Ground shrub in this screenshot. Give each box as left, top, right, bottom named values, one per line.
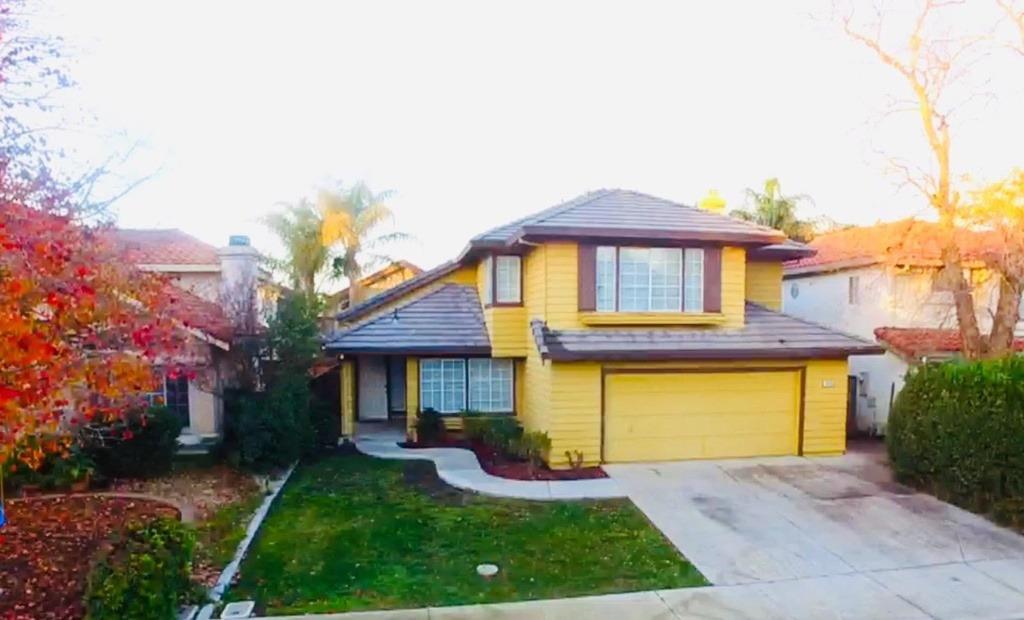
left=84, top=517, right=198, bottom=620
left=83, top=407, right=183, bottom=480
left=887, top=357, right=1024, bottom=527
left=458, top=413, right=525, bottom=456
left=225, top=374, right=316, bottom=472
left=512, top=431, right=552, bottom=474
left=416, top=409, right=446, bottom=443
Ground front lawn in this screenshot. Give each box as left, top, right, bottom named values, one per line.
left=231, top=453, right=706, bottom=615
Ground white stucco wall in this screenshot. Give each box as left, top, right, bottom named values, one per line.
left=783, top=265, right=1021, bottom=434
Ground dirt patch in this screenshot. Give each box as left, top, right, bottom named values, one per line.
left=402, top=460, right=475, bottom=506
left=402, top=437, right=608, bottom=481
left=108, top=464, right=260, bottom=521
left=0, top=495, right=179, bottom=620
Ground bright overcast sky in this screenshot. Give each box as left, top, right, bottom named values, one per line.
left=41, top=1, right=1024, bottom=280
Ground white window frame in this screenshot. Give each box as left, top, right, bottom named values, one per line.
left=683, top=248, right=704, bottom=312
left=419, top=358, right=467, bottom=414
left=596, top=246, right=617, bottom=312
left=144, top=373, right=190, bottom=425
left=468, top=359, right=514, bottom=413
left=495, top=255, right=521, bottom=304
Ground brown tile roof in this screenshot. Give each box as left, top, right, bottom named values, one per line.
left=785, top=220, right=1002, bottom=276
left=325, top=284, right=490, bottom=354
left=108, top=229, right=220, bottom=266
left=335, top=260, right=462, bottom=323
left=874, top=327, right=1024, bottom=360
left=475, top=189, right=786, bottom=246
left=531, top=303, right=883, bottom=361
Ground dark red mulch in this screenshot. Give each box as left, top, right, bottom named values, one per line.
left=0, top=495, right=179, bottom=620
left=401, top=436, right=607, bottom=481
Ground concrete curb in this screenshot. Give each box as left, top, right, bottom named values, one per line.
left=208, top=462, right=297, bottom=603
left=355, top=437, right=624, bottom=500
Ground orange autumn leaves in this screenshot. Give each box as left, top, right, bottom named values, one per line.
left=0, top=199, right=189, bottom=466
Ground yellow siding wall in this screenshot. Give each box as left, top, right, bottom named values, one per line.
left=802, top=359, right=849, bottom=454
left=721, top=247, right=746, bottom=328
left=340, top=360, right=355, bottom=437
left=745, top=261, right=784, bottom=310
left=486, top=307, right=529, bottom=356
left=537, top=358, right=849, bottom=468
left=405, top=357, right=419, bottom=440
left=519, top=245, right=552, bottom=434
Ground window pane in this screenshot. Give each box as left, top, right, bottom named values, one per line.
left=619, top=248, right=650, bottom=312
left=650, top=248, right=682, bottom=311
left=482, top=257, right=493, bottom=304
left=420, top=359, right=443, bottom=412
left=441, top=359, right=466, bottom=413
left=596, top=246, right=616, bottom=312
left=495, top=256, right=521, bottom=303
left=684, top=248, right=704, bottom=312
left=164, top=374, right=190, bottom=426
left=468, top=358, right=513, bottom=412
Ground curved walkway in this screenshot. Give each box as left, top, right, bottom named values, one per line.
left=355, top=431, right=623, bottom=501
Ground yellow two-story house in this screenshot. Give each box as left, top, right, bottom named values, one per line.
left=325, top=190, right=882, bottom=467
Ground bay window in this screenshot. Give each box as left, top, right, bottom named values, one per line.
left=596, top=246, right=704, bottom=312
left=420, top=358, right=514, bottom=414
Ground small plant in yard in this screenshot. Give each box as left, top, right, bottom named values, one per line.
left=84, top=517, right=201, bottom=620
left=512, top=431, right=551, bottom=476
left=565, top=450, right=586, bottom=471
left=82, top=406, right=184, bottom=480
left=416, top=408, right=446, bottom=443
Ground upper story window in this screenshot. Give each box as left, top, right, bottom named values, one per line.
left=596, top=246, right=704, bottom=313
left=495, top=256, right=521, bottom=304
left=481, top=255, right=521, bottom=306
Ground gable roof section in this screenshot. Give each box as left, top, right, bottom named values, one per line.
left=325, top=284, right=490, bottom=355
left=109, top=229, right=220, bottom=266
left=531, top=303, right=883, bottom=361
left=476, top=189, right=786, bottom=246
left=785, top=220, right=1002, bottom=277
left=874, top=327, right=1024, bottom=361
left=163, top=284, right=234, bottom=347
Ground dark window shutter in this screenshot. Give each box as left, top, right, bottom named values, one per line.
left=703, top=247, right=722, bottom=312
left=578, top=244, right=597, bottom=311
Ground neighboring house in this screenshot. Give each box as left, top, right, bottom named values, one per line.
left=109, top=229, right=274, bottom=445
left=782, top=220, right=1024, bottom=435
left=320, top=261, right=422, bottom=332
left=324, top=189, right=882, bottom=468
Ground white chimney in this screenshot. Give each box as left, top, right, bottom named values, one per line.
left=218, top=235, right=260, bottom=334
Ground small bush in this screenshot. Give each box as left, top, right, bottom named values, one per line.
left=512, top=431, right=551, bottom=474
left=416, top=409, right=446, bottom=443
left=887, top=357, right=1024, bottom=527
left=84, top=517, right=198, bottom=620
left=83, top=407, right=183, bottom=480
left=225, top=375, right=316, bottom=472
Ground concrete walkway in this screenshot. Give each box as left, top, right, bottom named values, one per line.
left=354, top=428, right=623, bottom=501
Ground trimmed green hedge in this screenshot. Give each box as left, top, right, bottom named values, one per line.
left=84, top=517, right=198, bottom=620
left=887, top=357, right=1024, bottom=527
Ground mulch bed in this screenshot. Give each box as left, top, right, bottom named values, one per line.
left=0, top=495, right=179, bottom=620
left=402, top=436, right=607, bottom=481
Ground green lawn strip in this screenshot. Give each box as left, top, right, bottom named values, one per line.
left=195, top=490, right=266, bottom=569
left=231, top=453, right=706, bottom=615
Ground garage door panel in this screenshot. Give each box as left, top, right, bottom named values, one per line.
left=604, top=370, right=800, bottom=462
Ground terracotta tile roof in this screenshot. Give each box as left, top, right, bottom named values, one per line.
left=531, top=303, right=883, bottom=361
left=785, top=220, right=1002, bottom=275
left=108, top=229, right=220, bottom=266
left=874, top=327, right=1024, bottom=359
left=163, top=284, right=234, bottom=343
left=325, top=284, right=490, bottom=354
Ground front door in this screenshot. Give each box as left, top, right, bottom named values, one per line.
left=357, top=357, right=389, bottom=421
left=387, top=357, right=407, bottom=415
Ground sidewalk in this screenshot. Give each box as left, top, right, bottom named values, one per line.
left=256, top=578, right=935, bottom=619
left=354, top=429, right=624, bottom=501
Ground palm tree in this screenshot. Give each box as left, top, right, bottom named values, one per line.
left=262, top=199, right=332, bottom=299
left=318, top=181, right=407, bottom=305
left=731, top=178, right=816, bottom=242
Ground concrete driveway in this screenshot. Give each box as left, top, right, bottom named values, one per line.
left=605, top=444, right=1024, bottom=620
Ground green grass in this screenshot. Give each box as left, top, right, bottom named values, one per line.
left=195, top=490, right=266, bottom=568
left=231, top=453, right=706, bottom=615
